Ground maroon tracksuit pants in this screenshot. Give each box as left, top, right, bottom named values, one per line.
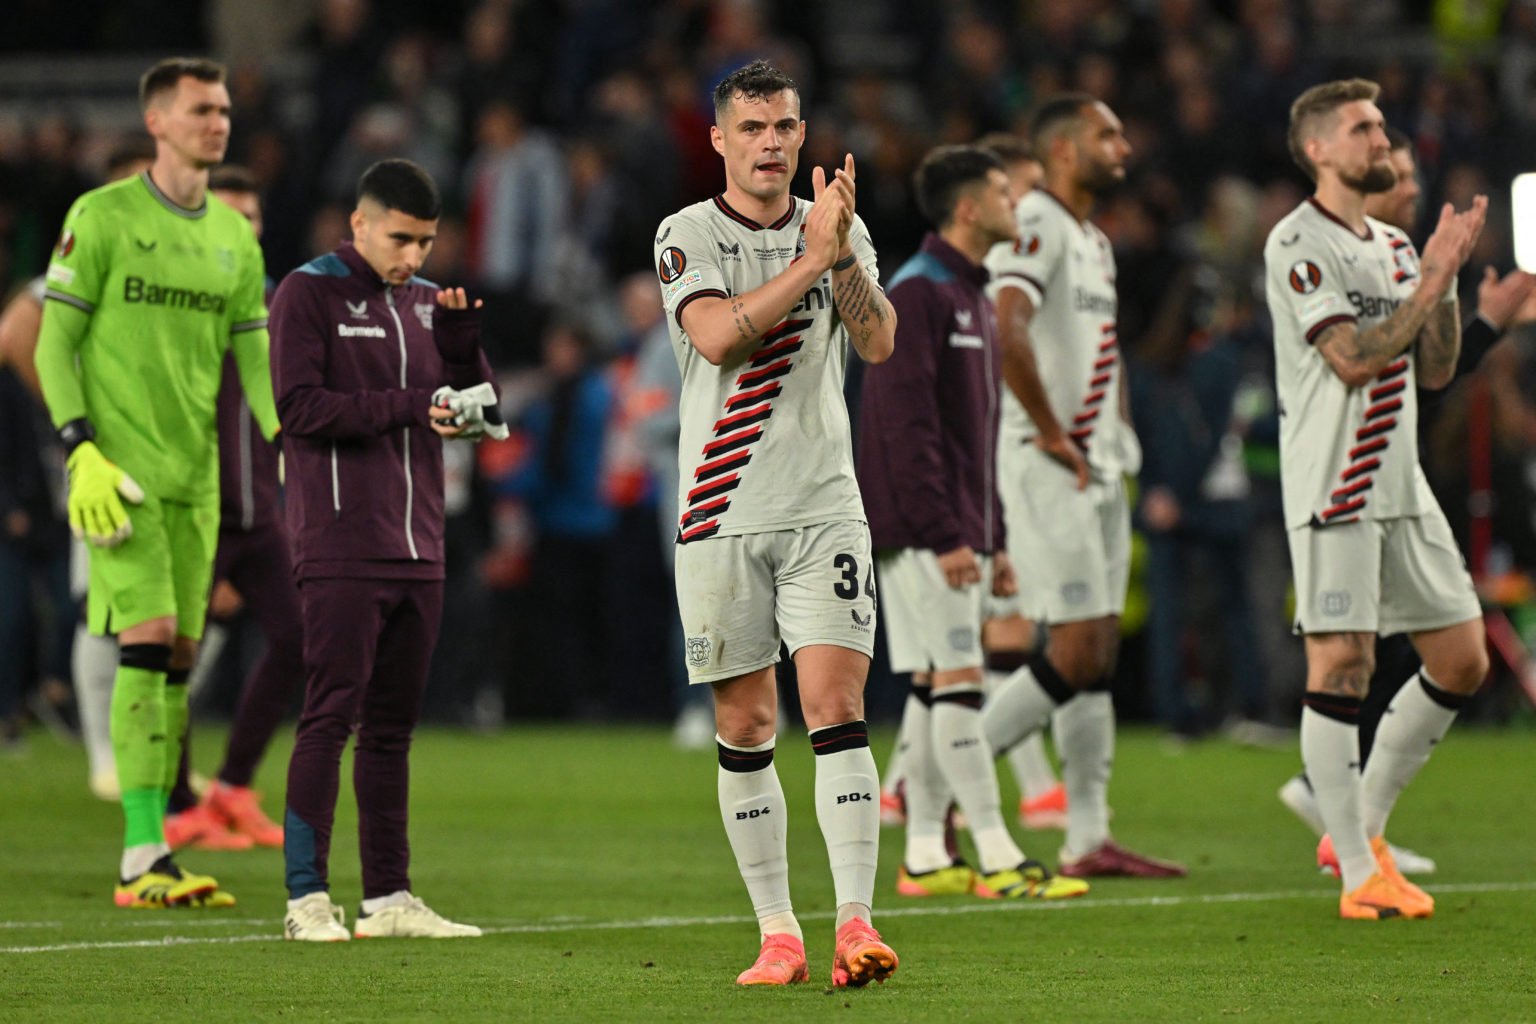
left=284, top=576, right=443, bottom=899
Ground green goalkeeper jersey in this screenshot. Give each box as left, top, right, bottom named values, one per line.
left=36, top=170, right=277, bottom=504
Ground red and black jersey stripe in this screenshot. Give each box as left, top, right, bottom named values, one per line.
left=680, top=316, right=815, bottom=543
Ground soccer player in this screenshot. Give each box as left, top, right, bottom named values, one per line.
left=34, top=57, right=277, bottom=908
left=1264, top=79, right=1490, bottom=920
left=654, top=60, right=899, bottom=987
left=974, top=132, right=1068, bottom=829
left=857, top=143, right=1088, bottom=903
left=273, top=159, right=498, bottom=942
left=981, top=95, right=1186, bottom=879
left=1275, top=125, right=1536, bottom=877
left=0, top=141, right=154, bottom=800
left=161, top=165, right=301, bottom=851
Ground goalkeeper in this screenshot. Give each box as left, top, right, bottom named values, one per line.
left=35, top=57, right=277, bottom=908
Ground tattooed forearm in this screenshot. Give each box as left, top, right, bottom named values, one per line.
left=832, top=263, right=893, bottom=360
left=730, top=297, right=758, bottom=344
left=1315, top=294, right=1438, bottom=387
left=1415, top=298, right=1461, bottom=388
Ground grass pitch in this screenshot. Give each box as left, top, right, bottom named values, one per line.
left=2, top=719, right=1534, bottom=1022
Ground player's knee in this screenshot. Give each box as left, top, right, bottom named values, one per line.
left=1439, top=646, right=1490, bottom=695
left=1053, top=647, right=1106, bottom=689
left=800, top=688, right=864, bottom=731
left=712, top=701, right=774, bottom=748
left=118, top=617, right=176, bottom=649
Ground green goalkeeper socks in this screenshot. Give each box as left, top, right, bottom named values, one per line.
left=162, top=669, right=191, bottom=800
left=111, top=644, right=172, bottom=849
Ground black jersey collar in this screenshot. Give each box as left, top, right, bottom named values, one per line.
left=713, top=194, right=797, bottom=231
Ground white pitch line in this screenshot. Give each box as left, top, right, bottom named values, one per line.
left=4, top=880, right=1534, bottom=956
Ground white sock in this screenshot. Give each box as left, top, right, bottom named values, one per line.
left=1361, top=672, right=1463, bottom=838
left=120, top=842, right=170, bottom=881
left=811, top=721, right=880, bottom=914
left=1300, top=703, right=1375, bottom=891
left=717, top=735, right=799, bottom=941
left=931, top=689, right=1021, bottom=874
left=1055, top=692, right=1114, bottom=858
left=901, top=692, right=952, bottom=873
left=884, top=692, right=923, bottom=793
left=1011, top=731, right=1059, bottom=801
left=982, top=663, right=1065, bottom=756
left=361, top=890, right=412, bottom=914
left=75, top=627, right=117, bottom=779
left=987, top=670, right=1058, bottom=799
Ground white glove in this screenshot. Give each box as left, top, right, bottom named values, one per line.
left=432, top=382, right=508, bottom=441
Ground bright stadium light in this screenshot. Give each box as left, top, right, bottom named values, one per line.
left=1515, top=174, right=1536, bottom=273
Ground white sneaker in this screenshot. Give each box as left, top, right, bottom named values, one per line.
left=354, top=895, right=482, bottom=938
left=285, top=892, right=350, bottom=942
left=1277, top=773, right=1325, bottom=836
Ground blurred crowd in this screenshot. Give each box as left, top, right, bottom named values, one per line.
left=4, top=0, right=1536, bottom=746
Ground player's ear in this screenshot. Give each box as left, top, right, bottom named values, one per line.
left=349, top=207, right=368, bottom=241
left=709, top=124, right=725, bottom=157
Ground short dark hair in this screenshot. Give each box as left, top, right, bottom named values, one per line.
left=104, top=138, right=155, bottom=179
left=356, top=159, right=441, bottom=220
left=1287, top=78, right=1380, bottom=180
left=1030, top=93, right=1099, bottom=161
left=913, top=145, right=1005, bottom=228
left=139, top=57, right=226, bottom=110
left=713, top=60, right=799, bottom=124
left=974, top=131, right=1037, bottom=167
left=1385, top=125, right=1412, bottom=153
left=209, top=164, right=258, bottom=194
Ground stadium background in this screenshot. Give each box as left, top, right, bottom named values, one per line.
left=4, top=0, right=1536, bottom=745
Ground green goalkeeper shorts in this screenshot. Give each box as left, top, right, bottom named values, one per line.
left=87, top=494, right=220, bottom=639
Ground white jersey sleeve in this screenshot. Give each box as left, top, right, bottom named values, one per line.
left=985, top=199, right=1063, bottom=309
left=654, top=210, right=730, bottom=334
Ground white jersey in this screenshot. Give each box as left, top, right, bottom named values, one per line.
left=985, top=189, right=1126, bottom=477
left=654, top=194, right=877, bottom=542
left=1264, top=198, right=1429, bottom=529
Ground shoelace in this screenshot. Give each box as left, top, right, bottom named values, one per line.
left=296, top=898, right=345, bottom=930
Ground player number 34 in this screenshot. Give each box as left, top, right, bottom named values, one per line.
left=832, top=553, right=876, bottom=601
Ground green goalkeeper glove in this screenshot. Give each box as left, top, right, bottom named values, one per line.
left=66, top=440, right=145, bottom=547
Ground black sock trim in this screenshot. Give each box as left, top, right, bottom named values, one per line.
left=909, top=683, right=934, bottom=708
left=1418, top=672, right=1471, bottom=710
left=1029, top=653, right=1077, bottom=704
left=119, top=643, right=172, bottom=673
left=166, top=668, right=190, bottom=686
left=809, top=719, right=869, bottom=755
left=1088, top=674, right=1114, bottom=694
left=1302, top=693, right=1362, bottom=724
left=985, top=649, right=1028, bottom=673
left=718, top=742, right=774, bottom=773
left=932, top=688, right=984, bottom=710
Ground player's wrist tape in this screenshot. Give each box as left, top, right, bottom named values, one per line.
left=1441, top=280, right=1459, bottom=304
left=58, top=417, right=96, bottom=455
left=832, top=253, right=858, bottom=272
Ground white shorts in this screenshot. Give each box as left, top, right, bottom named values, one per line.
left=998, top=444, right=1130, bottom=624
left=1287, top=504, right=1482, bottom=636
left=674, top=520, right=877, bottom=684
left=876, top=549, right=991, bottom=673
